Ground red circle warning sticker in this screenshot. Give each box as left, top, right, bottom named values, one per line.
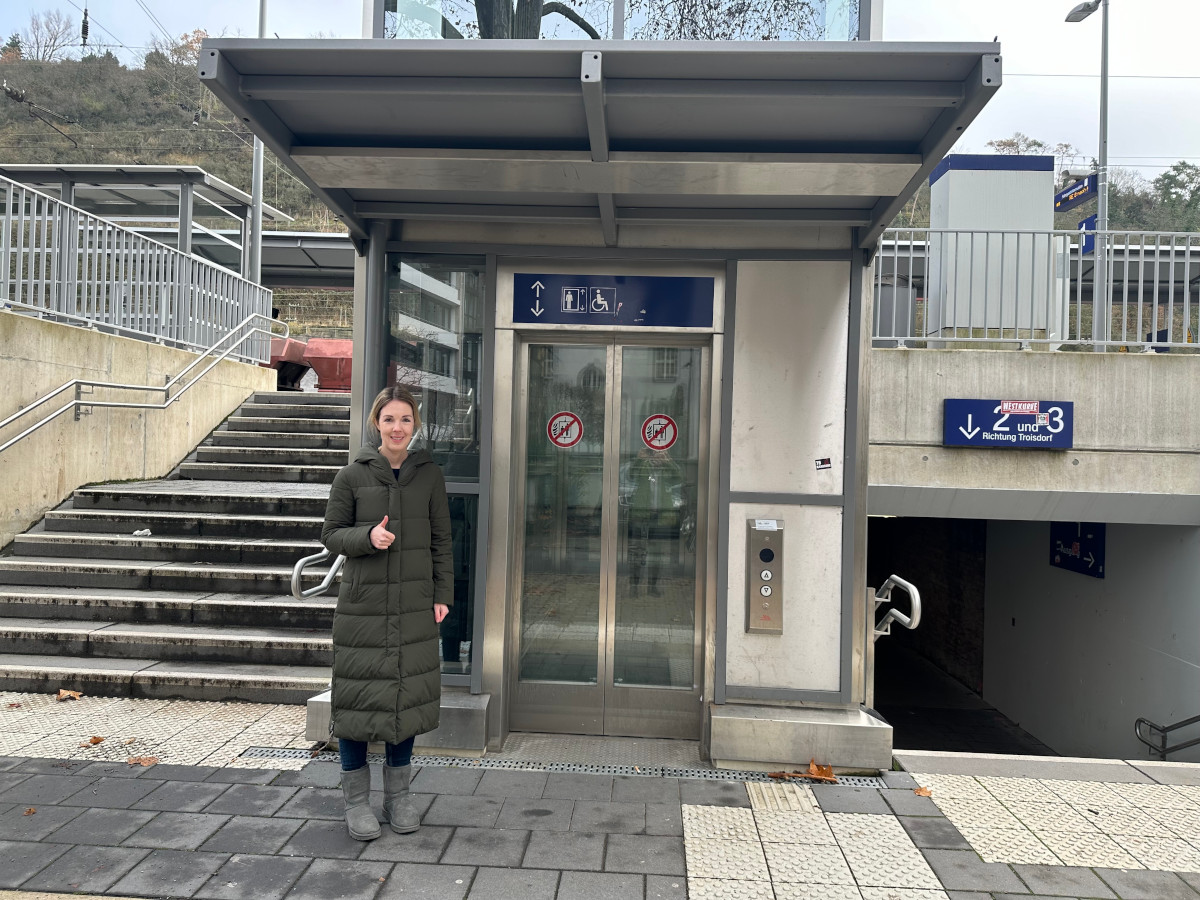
left=547, top=411, right=583, bottom=448
left=641, top=414, right=678, bottom=450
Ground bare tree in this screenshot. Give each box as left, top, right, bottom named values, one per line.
left=22, top=9, right=75, bottom=62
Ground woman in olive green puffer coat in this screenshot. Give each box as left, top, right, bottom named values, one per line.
left=321, top=385, right=452, bottom=841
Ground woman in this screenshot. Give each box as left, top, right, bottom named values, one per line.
left=321, top=385, right=452, bottom=841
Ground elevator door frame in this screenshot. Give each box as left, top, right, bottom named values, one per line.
left=507, top=332, right=712, bottom=739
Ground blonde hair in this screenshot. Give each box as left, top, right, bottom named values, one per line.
left=368, top=385, right=421, bottom=434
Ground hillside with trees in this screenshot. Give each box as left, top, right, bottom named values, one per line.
left=0, top=22, right=338, bottom=230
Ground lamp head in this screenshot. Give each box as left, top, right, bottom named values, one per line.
left=1066, top=0, right=1100, bottom=22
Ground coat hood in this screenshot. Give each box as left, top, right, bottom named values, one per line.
left=353, top=445, right=436, bottom=485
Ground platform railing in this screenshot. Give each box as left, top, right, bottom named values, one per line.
left=874, top=228, right=1200, bottom=352
left=1, top=173, right=272, bottom=363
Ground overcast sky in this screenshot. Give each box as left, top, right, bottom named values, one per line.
left=3, top=0, right=1198, bottom=182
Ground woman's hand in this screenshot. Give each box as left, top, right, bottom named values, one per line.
left=370, top=516, right=394, bottom=550
left=434, top=603, right=449, bottom=624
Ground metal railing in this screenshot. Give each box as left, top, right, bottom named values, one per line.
left=1134, top=712, right=1200, bottom=761
left=873, top=575, right=922, bottom=641
left=1, top=173, right=272, bottom=362
left=875, top=228, right=1200, bottom=352
left=0, top=313, right=286, bottom=456
left=291, top=547, right=345, bottom=599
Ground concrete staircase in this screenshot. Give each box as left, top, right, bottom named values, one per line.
left=0, top=391, right=350, bottom=705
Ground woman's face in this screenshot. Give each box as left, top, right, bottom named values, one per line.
left=377, top=400, right=415, bottom=454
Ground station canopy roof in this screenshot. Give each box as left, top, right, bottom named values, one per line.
left=0, top=164, right=290, bottom=223
left=199, top=39, right=1001, bottom=249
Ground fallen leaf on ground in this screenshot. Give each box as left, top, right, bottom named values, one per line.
left=126, top=756, right=158, bottom=767
left=122, top=738, right=137, bottom=745
left=88, top=736, right=104, bottom=745
left=5, top=702, right=20, bottom=709
left=23, top=808, right=35, bottom=816
left=914, top=787, right=932, bottom=797
left=56, top=689, right=82, bottom=702
left=805, top=759, right=838, bottom=783
left=767, top=771, right=800, bottom=780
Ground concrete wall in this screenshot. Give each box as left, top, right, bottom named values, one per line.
left=0, top=312, right=275, bottom=549
left=725, top=260, right=849, bottom=692
left=983, top=519, right=1200, bottom=761
left=869, top=349, right=1200, bottom=524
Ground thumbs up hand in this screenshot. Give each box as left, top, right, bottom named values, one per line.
left=370, top=515, right=394, bottom=550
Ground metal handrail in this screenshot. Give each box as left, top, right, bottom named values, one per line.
left=1134, top=712, right=1200, bottom=761
left=0, top=313, right=287, bottom=455
left=873, top=574, right=922, bottom=641
left=291, top=547, right=345, bottom=599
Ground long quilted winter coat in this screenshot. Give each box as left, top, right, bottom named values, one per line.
left=321, top=446, right=452, bottom=743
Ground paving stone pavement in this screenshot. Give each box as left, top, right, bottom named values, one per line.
left=5, top=694, right=1200, bottom=898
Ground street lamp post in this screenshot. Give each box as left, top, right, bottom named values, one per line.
left=1066, top=0, right=1109, bottom=349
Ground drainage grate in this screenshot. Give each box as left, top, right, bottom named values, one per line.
left=238, top=747, right=884, bottom=786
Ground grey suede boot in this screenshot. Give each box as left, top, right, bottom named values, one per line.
left=341, top=765, right=381, bottom=841
left=382, top=764, right=421, bottom=834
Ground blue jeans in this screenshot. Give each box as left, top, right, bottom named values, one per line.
left=339, top=736, right=415, bottom=771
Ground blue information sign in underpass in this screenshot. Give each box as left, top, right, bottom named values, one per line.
left=943, top=399, right=1074, bottom=449
left=513, top=273, right=715, bottom=328
left=1050, top=521, right=1105, bottom=579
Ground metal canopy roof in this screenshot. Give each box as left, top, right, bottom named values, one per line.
left=0, top=164, right=290, bottom=223
left=199, top=39, right=1001, bottom=249
left=138, top=228, right=355, bottom=289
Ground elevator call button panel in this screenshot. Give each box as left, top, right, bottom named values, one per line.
left=746, top=519, right=783, bottom=635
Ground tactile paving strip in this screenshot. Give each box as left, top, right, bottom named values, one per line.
left=687, top=878, right=777, bottom=900
left=1035, top=830, right=1143, bottom=868
left=857, top=890, right=950, bottom=900
left=773, top=885, right=864, bottom=900
left=683, top=805, right=760, bottom=843
left=910, top=773, right=991, bottom=799
left=955, top=826, right=1061, bottom=865
left=754, top=810, right=838, bottom=845
left=685, top=838, right=771, bottom=881
left=764, top=842, right=855, bottom=885
left=1114, top=834, right=1200, bottom=871
left=747, top=781, right=819, bottom=812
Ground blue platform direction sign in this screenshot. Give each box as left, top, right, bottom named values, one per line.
left=1078, top=214, right=1097, bottom=256
left=513, top=273, right=715, bottom=328
left=1054, top=175, right=1097, bottom=213
left=943, top=399, right=1074, bottom=449
left=1050, top=521, right=1105, bottom=579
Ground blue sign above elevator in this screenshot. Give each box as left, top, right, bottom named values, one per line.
left=513, top=273, right=715, bottom=328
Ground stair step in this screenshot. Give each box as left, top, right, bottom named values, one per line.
left=0, top=618, right=332, bottom=667
left=225, top=417, right=349, bottom=434
left=0, top=653, right=330, bottom=704
left=179, top=462, right=340, bottom=484
left=45, top=509, right=323, bottom=540
left=73, top=481, right=329, bottom=517
left=252, top=391, right=351, bottom=406
left=0, top=586, right=333, bottom=628
left=0, top=557, right=337, bottom=596
left=193, top=446, right=348, bottom=466
left=208, top=431, right=350, bottom=450
left=234, top=403, right=350, bottom=420
left=12, top=533, right=323, bottom=565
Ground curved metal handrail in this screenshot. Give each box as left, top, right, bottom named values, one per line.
left=291, top=547, right=346, bottom=600
left=1134, top=712, right=1200, bottom=761
left=873, top=574, right=922, bottom=641
left=0, top=313, right=288, bottom=455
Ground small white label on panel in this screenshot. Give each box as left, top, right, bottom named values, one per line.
left=754, top=519, right=779, bottom=531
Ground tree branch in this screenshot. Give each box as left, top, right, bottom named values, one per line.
left=541, top=2, right=601, bottom=39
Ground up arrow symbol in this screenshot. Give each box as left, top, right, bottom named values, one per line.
left=531, top=280, right=545, bottom=297
left=959, top=414, right=980, bottom=440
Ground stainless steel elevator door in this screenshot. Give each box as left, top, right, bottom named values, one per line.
left=510, top=340, right=707, bottom=739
